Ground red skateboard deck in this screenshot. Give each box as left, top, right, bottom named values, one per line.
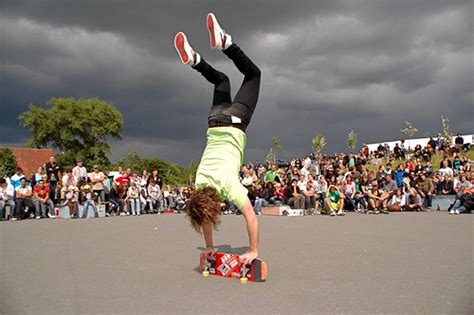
left=200, top=252, right=267, bottom=282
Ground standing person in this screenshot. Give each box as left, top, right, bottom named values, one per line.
left=60, top=169, right=76, bottom=201
left=10, top=167, right=26, bottom=190
left=174, top=13, right=261, bottom=264
left=45, top=156, right=62, bottom=203
left=72, top=159, right=88, bottom=184
left=147, top=168, right=163, bottom=189
left=90, top=165, right=105, bottom=203
left=30, top=166, right=45, bottom=188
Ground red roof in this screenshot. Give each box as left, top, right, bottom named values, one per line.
left=8, top=147, right=55, bottom=177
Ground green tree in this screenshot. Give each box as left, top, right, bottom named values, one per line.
left=401, top=121, right=418, bottom=138
left=312, top=133, right=326, bottom=156
left=441, top=115, right=453, bottom=146
left=347, top=130, right=358, bottom=151
left=0, top=148, right=17, bottom=177
left=271, top=136, right=281, bottom=163
left=116, top=152, right=188, bottom=186
left=266, top=148, right=275, bottom=164
left=19, top=97, right=124, bottom=169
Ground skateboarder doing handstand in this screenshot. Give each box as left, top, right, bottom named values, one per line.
left=174, top=13, right=261, bottom=264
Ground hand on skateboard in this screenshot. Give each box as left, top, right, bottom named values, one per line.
left=201, top=247, right=216, bottom=260
left=200, top=251, right=267, bottom=282
left=239, top=250, right=258, bottom=265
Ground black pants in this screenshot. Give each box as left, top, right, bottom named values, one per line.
left=15, top=198, right=35, bottom=219
left=193, top=43, right=261, bottom=132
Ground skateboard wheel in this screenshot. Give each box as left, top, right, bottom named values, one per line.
left=202, top=271, right=209, bottom=277
left=240, top=277, right=248, bottom=284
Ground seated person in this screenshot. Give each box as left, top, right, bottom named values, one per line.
left=109, top=182, right=125, bottom=215
left=65, top=185, right=79, bottom=218
left=303, top=177, right=318, bottom=211
left=403, top=188, right=423, bottom=211
left=323, top=185, right=345, bottom=216
left=388, top=189, right=406, bottom=212
left=283, top=178, right=305, bottom=209
left=0, top=178, right=15, bottom=220
left=33, top=179, right=55, bottom=219
left=14, top=178, right=35, bottom=220
left=80, top=185, right=98, bottom=218
left=367, top=182, right=389, bottom=214
left=147, top=179, right=162, bottom=214
left=449, top=188, right=473, bottom=215
left=438, top=174, right=454, bottom=195
left=272, top=182, right=284, bottom=204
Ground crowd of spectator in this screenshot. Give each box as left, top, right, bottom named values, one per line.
left=0, top=134, right=472, bottom=221
left=239, top=134, right=472, bottom=216
left=0, top=156, right=191, bottom=221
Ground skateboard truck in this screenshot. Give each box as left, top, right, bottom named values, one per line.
left=240, top=263, right=248, bottom=284
left=202, top=259, right=211, bottom=277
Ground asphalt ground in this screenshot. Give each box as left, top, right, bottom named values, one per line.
left=0, top=211, right=472, bottom=314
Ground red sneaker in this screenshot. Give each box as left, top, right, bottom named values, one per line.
left=207, top=13, right=231, bottom=49
left=174, top=32, right=195, bottom=65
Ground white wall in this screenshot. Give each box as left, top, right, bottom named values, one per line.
left=366, top=134, right=473, bottom=152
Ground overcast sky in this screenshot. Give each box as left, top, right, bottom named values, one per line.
left=1, top=0, right=472, bottom=165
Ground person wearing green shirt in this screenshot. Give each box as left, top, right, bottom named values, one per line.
left=264, top=164, right=279, bottom=183
left=174, top=13, right=261, bottom=264
left=325, top=185, right=346, bottom=216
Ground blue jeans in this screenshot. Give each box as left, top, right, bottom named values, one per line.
left=33, top=199, right=55, bottom=217
left=109, top=198, right=123, bottom=213
left=148, top=199, right=161, bottom=213
left=129, top=199, right=141, bottom=215
left=422, top=195, right=432, bottom=208
left=452, top=200, right=468, bottom=213
left=254, top=199, right=268, bottom=214
left=82, top=200, right=97, bottom=218
left=0, top=200, right=15, bottom=219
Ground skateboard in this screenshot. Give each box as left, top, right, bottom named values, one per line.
left=262, top=205, right=305, bottom=216
left=200, top=252, right=267, bottom=283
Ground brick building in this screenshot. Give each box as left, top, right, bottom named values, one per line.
left=8, top=147, right=54, bottom=177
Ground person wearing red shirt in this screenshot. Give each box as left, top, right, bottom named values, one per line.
left=33, top=179, right=55, bottom=218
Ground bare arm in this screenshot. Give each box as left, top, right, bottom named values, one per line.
left=239, top=197, right=259, bottom=254
left=202, top=222, right=214, bottom=248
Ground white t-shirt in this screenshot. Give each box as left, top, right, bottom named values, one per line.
left=72, top=166, right=88, bottom=182
left=439, top=167, right=454, bottom=177
left=297, top=180, right=307, bottom=192
left=16, top=185, right=32, bottom=197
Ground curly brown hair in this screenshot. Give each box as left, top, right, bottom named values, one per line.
left=185, top=186, right=222, bottom=233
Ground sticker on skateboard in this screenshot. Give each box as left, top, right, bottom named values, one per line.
left=200, top=252, right=267, bottom=283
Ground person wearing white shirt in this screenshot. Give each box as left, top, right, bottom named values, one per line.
left=297, top=174, right=307, bottom=192
left=439, top=161, right=454, bottom=178
left=0, top=178, right=15, bottom=220
left=72, top=160, right=88, bottom=184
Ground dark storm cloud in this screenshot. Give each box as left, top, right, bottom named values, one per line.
left=0, top=0, right=472, bottom=165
